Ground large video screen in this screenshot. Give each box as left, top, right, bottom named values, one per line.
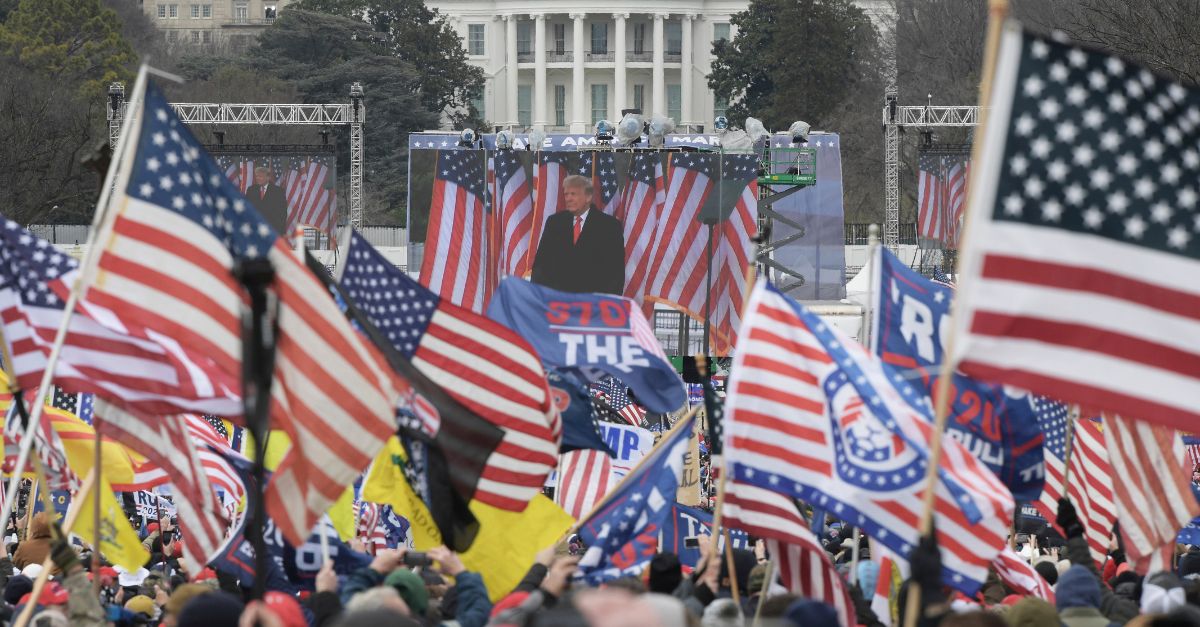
left=212, top=150, right=338, bottom=236
left=407, top=145, right=762, bottom=355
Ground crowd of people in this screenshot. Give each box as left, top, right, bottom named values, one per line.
left=0, top=495, right=1195, bottom=627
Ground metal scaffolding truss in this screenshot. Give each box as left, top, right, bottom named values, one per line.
left=881, top=95, right=979, bottom=252
left=106, top=82, right=367, bottom=229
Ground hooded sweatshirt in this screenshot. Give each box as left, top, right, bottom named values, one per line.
left=13, top=513, right=53, bottom=571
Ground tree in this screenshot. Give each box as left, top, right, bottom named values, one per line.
left=293, top=0, right=485, bottom=128
left=0, top=0, right=135, bottom=97
left=708, top=0, right=881, bottom=132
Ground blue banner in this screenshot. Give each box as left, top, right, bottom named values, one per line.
left=659, top=503, right=751, bottom=568
left=549, top=369, right=616, bottom=455
left=488, top=278, right=686, bottom=413
left=870, top=248, right=1046, bottom=501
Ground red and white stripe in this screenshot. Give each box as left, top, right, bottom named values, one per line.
left=556, top=449, right=614, bottom=520
left=993, top=547, right=1055, bottom=603
left=724, top=479, right=855, bottom=626
left=711, top=177, right=757, bottom=355
left=618, top=154, right=664, bottom=305
left=497, top=156, right=535, bottom=278
left=84, top=87, right=400, bottom=544
left=870, top=556, right=897, bottom=626
left=527, top=154, right=569, bottom=277
left=94, top=400, right=227, bottom=564
left=287, top=159, right=336, bottom=235
left=725, top=279, right=1014, bottom=590
left=184, top=415, right=246, bottom=507
left=410, top=301, right=561, bottom=511
left=1034, top=419, right=1116, bottom=568
left=1104, top=415, right=1199, bottom=574
left=419, top=156, right=487, bottom=313
left=952, top=26, right=1200, bottom=433
left=644, top=155, right=713, bottom=318
left=943, top=161, right=969, bottom=248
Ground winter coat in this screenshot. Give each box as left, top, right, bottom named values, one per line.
left=1065, top=536, right=1139, bottom=624
left=452, top=571, right=492, bottom=627
left=12, top=513, right=51, bottom=570
left=63, top=569, right=106, bottom=627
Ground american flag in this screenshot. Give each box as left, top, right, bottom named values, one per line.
left=419, top=150, right=489, bottom=313
left=951, top=26, right=1200, bottom=432
left=528, top=152, right=575, bottom=272
left=556, top=448, right=615, bottom=520
left=931, top=265, right=955, bottom=288
left=1033, top=402, right=1115, bottom=567
left=185, top=414, right=246, bottom=507
left=285, top=156, right=338, bottom=236
left=0, top=388, right=74, bottom=489
left=79, top=78, right=400, bottom=544
left=50, top=387, right=94, bottom=426
left=992, top=547, right=1055, bottom=603
left=917, top=152, right=969, bottom=246
left=340, top=229, right=560, bottom=512
left=218, top=157, right=254, bottom=194
left=1186, top=435, right=1200, bottom=471
left=617, top=153, right=664, bottom=305
left=645, top=153, right=717, bottom=320
left=723, top=479, right=856, bottom=626
left=583, top=151, right=621, bottom=215
left=724, top=279, right=1013, bottom=593
left=494, top=151, right=535, bottom=278
left=94, top=400, right=229, bottom=564
left=591, top=377, right=646, bottom=426
left=0, top=219, right=240, bottom=416
left=1103, top=414, right=1199, bottom=573
left=710, top=155, right=759, bottom=355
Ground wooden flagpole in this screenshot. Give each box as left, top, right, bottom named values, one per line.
left=14, top=466, right=96, bottom=627
left=903, top=1, right=1009, bottom=626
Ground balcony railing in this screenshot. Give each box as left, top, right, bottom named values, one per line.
left=517, top=51, right=534, bottom=62
left=586, top=51, right=614, bottom=62
left=225, top=17, right=276, bottom=26
left=626, top=51, right=653, bottom=62
left=546, top=51, right=572, bottom=62
left=665, top=52, right=682, bottom=62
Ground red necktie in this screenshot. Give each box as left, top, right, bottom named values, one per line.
left=573, top=216, right=582, bottom=244
left=260, top=186, right=266, bottom=200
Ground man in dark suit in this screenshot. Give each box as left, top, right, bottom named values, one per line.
left=531, top=174, right=625, bottom=295
left=248, top=166, right=289, bottom=234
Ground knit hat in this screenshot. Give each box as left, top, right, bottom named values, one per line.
left=124, top=594, right=157, bottom=617
left=1033, top=560, right=1058, bottom=586
left=648, top=552, right=683, bottom=594
left=1055, top=565, right=1102, bottom=610
left=3, top=575, right=32, bottom=605
left=1141, top=571, right=1187, bottom=615
left=176, top=590, right=245, bottom=627
left=1004, top=597, right=1060, bottom=627
left=264, top=591, right=307, bottom=627
left=384, top=568, right=429, bottom=616
left=784, top=599, right=839, bottom=627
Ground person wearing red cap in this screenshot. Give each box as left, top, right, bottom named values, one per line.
left=263, top=591, right=307, bottom=627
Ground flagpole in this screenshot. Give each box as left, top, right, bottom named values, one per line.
left=752, top=555, right=775, bottom=627
left=903, top=2, right=1008, bottom=626
left=0, top=64, right=150, bottom=533
left=568, top=404, right=700, bottom=533
left=92, top=425, right=102, bottom=593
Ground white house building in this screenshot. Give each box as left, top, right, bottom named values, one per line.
left=427, top=0, right=893, bottom=133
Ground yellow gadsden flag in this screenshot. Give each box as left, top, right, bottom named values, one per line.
left=362, top=437, right=574, bottom=601
left=71, top=475, right=150, bottom=571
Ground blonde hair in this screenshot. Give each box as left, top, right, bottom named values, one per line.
left=562, top=174, right=593, bottom=195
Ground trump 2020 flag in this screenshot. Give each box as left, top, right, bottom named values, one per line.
left=488, top=277, right=686, bottom=413
left=726, top=278, right=1014, bottom=594
left=870, top=246, right=1045, bottom=501
left=575, top=410, right=696, bottom=584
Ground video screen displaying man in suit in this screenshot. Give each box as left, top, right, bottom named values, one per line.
left=531, top=174, right=625, bottom=295
left=248, top=166, right=289, bottom=235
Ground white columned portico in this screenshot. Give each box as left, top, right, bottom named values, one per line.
left=505, top=15, right=518, bottom=127
left=680, top=14, right=694, bottom=127
left=614, top=13, right=628, bottom=114
left=533, top=13, right=546, bottom=129
left=652, top=13, right=666, bottom=116
left=571, top=13, right=587, bottom=132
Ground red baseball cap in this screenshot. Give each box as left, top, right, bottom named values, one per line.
left=192, top=567, right=217, bottom=582
left=18, top=581, right=69, bottom=607
left=264, top=591, right=307, bottom=627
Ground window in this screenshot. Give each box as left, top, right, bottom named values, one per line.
left=666, top=21, right=681, bottom=55
left=553, top=23, right=566, bottom=54
left=202, top=30, right=212, bottom=43
left=191, top=30, right=200, bottom=43
left=264, top=4, right=276, bottom=19
left=517, top=21, right=532, bottom=55
left=468, top=24, right=485, bottom=56
left=590, top=23, right=607, bottom=54
left=591, top=84, right=608, bottom=125
left=667, top=84, right=681, bottom=121
left=233, top=4, right=247, bottom=20
left=202, top=4, right=211, bottom=17
left=632, top=84, right=645, bottom=112
left=517, top=85, right=532, bottom=128
left=470, top=90, right=485, bottom=120
left=157, top=4, right=166, bottom=17
left=713, top=23, right=730, bottom=42
left=168, top=4, right=178, bottom=17
left=633, top=23, right=646, bottom=54
left=554, top=85, right=566, bottom=127
left=191, top=4, right=200, bottom=17
left=714, top=95, right=728, bottom=120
